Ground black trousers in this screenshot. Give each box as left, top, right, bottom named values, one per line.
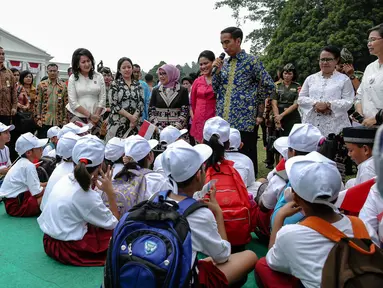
left=239, top=129, right=258, bottom=177
left=36, top=125, right=52, bottom=139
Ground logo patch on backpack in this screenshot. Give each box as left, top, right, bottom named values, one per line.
left=145, top=240, right=157, bottom=255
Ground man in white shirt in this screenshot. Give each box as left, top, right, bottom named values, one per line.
left=40, top=132, right=80, bottom=210
left=256, top=152, right=378, bottom=288
left=0, top=132, right=48, bottom=216
left=161, top=140, right=257, bottom=286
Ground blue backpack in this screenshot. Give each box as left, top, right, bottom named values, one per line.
left=103, top=190, right=206, bottom=288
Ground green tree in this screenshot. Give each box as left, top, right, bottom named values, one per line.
left=215, top=0, right=286, bottom=54
left=147, top=61, right=167, bottom=82
left=262, top=0, right=383, bottom=82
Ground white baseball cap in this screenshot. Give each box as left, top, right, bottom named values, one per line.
left=105, top=137, right=125, bottom=162
left=47, top=126, right=61, bottom=138
left=0, top=122, right=15, bottom=133
left=124, top=135, right=158, bottom=162
left=274, top=137, right=289, bottom=160
left=286, top=151, right=342, bottom=205
left=228, top=128, right=241, bottom=150
left=161, top=140, right=212, bottom=182
left=58, top=122, right=90, bottom=139
left=287, top=124, right=323, bottom=153
left=56, top=132, right=80, bottom=159
left=72, top=135, right=105, bottom=167
left=160, top=126, right=188, bottom=145
left=15, top=132, right=48, bottom=156
left=203, top=116, right=230, bottom=146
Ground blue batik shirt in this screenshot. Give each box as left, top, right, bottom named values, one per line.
left=212, top=50, right=275, bottom=132
left=139, top=80, right=151, bottom=121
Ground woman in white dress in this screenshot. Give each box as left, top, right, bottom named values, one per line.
left=355, top=23, right=383, bottom=127
left=298, top=46, right=354, bottom=136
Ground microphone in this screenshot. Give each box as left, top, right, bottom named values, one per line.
left=212, top=53, right=225, bottom=75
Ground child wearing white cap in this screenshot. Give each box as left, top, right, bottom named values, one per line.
left=0, top=132, right=48, bottom=216
left=161, top=140, right=257, bottom=286
left=255, top=152, right=378, bottom=288
left=153, top=125, right=188, bottom=174
left=38, top=135, right=119, bottom=266
left=104, top=137, right=125, bottom=179
left=42, top=126, right=61, bottom=158
left=57, top=122, right=90, bottom=139
left=0, top=122, right=15, bottom=185
left=203, top=116, right=252, bottom=249
left=40, top=132, right=80, bottom=210
left=115, top=135, right=171, bottom=204
left=226, top=128, right=258, bottom=195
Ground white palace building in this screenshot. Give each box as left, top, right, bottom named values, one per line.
left=0, top=27, right=70, bottom=84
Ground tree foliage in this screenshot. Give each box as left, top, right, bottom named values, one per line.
left=146, top=61, right=199, bottom=82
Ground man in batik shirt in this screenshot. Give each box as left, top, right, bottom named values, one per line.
left=212, top=27, right=275, bottom=176
left=35, top=63, right=68, bottom=138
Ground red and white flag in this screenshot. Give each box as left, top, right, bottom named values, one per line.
left=28, top=62, right=40, bottom=74
left=335, top=178, right=376, bottom=214
left=8, top=60, right=22, bottom=70
left=138, top=120, right=156, bottom=140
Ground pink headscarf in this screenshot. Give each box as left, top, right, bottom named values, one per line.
left=157, top=64, right=180, bottom=88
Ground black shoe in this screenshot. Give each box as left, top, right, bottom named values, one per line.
left=265, top=164, right=274, bottom=169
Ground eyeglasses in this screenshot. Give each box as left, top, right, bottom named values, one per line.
left=319, top=58, right=335, bottom=63
left=367, top=37, right=383, bottom=43
left=159, top=72, right=167, bottom=76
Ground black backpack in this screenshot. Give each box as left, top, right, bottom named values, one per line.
left=36, top=156, right=57, bottom=182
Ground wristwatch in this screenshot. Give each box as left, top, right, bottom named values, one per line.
left=349, top=74, right=356, bottom=80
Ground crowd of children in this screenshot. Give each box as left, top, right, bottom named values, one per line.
left=0, top=115, right=383, bottom=287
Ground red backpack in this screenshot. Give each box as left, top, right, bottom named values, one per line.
left=205, top=160, right=251, bottom=246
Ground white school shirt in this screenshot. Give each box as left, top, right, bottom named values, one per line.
left=360, top=184, right=383, bottom=237
left=345, top=157, right=376, bottom=189
left=0, top=158, right=43, bottom=198
left=42, top=145, right=54, bottom=157
left=298, top=71, right=354, bottom=136
left=0, top=146, right=11, bottom=169
left=66, top=72, right=106, bottom=118
left=38, top=173, right=118, bottom=241
left=259, top=173, right=288, bottom=210
left=40, top=161, right=74, bottom=210
left=166, top=196, right=231, bottom=265
left=153, top=153, right=165, bottom=175
left=146, top=172, right=172, bottom=196
left=266, top=215, right=378, bottom=288
left=356, top=60, right=383, bottom=118
left=225, top=151, right=259, bottom=196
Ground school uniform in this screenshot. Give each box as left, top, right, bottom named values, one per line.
left=0, top=145, right=11, bottom=188
left=40, top=161, right=74, bottom=210
left=345, top=157, right=375, bottom=189
left=42, top=144, right=56, bottom=158
left=0, top=157, right=43, bottom=216
left=38, top=173, right=118, bottom=266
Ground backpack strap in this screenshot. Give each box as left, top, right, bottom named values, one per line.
left=347, top=216, right=371, bottom=239
left=300, top=216, right=376, bottom=255
left=178, top=197, right=207, bottom=217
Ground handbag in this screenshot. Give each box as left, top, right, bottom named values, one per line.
left=13, top=86, right=36, bottom=133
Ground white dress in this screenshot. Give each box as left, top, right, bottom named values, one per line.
left=356, top=59, right=383, bottom=118
left=298, top=71, right=354, bottom=136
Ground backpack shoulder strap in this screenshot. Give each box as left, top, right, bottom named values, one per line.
left=300, top=216, right=347, bottom=243
left=347, top=216, right=371, bottom=239
left=178, top=197, right=207, bottom=217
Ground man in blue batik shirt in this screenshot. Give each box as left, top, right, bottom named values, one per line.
left=133, top=64, right=151, bottom=121
left=212, top=27, right=275, bottom=176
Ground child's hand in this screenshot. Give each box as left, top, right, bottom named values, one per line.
left=95, top=165, right=114, bottom=195
left=277, top=201, right=302, bottom=219
left=201, top=184, right=222, bottom=215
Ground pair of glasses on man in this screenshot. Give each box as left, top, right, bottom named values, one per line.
left=319, top=58, right=335, bottom=63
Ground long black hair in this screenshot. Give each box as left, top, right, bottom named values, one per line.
left=204, top=135, right=229, bottom=172
left=115, top=57, right=133, bottom=81
left=71, top=48, right=96, bottom=81
left=74, top=161, right=100, bottom=191
left=114, top=158, right=146, bottom=181
left=19, top=70, right=33, bottom=86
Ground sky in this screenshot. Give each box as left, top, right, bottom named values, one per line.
left=0, top=0, right=258, bottom=72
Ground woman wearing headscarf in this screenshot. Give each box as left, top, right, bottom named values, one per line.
left=148, top=64, right=189, bottom=135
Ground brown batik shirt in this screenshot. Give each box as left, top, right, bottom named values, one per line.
left=0, top=65, right=17, bottom=116
left=34, top=78, right=68, bottom=126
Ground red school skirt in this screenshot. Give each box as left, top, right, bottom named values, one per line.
left=43, top=225, right=113, bottom=266
left=198, top=260, right=229, bottom=287
left=4, top=191, right=40, bottom=217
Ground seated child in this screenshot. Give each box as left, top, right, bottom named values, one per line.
left=42, top=126, right=60, bottom=157
left=0, top=132, right=47, bottom=216
left=0, top=122, right=14, bottom=188
left=161, top=140, right=258, bottom=287
left=226, top=128, right=259, bottom=196
left=104, top=137, right=125, bottom=179
left=153, top=125, right=188, bottom=174
left=343, top=126, right=377, bottom=189
left=115, top=135, right=171, bottom=204
left=57, top=122, right=90, bottom=139
left=37, top=135, right=119, bottom=266
left=255, top=152, right=378, bottom=288
left=40, top=132, right=80, bottom=210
